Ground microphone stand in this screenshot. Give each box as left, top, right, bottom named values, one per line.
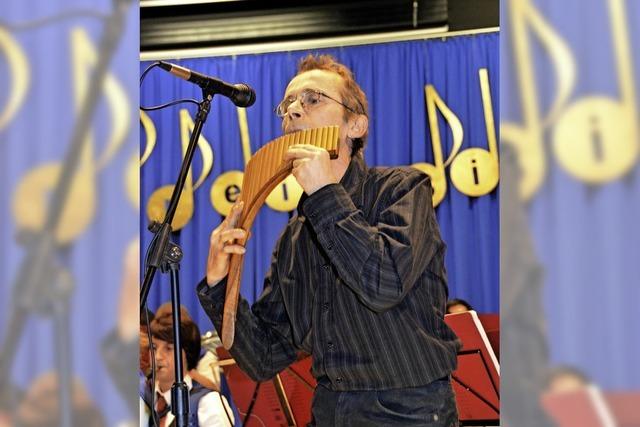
left=139, top=88, right=215, bottom=427
left=0, top=0, right=131, bottom=425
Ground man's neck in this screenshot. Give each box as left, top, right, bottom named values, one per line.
left=331, top=153, right=351, bottom=183
left=158, top=372, right=189, bottom=394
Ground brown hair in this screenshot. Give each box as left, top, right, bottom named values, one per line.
left=150, top=308, right=201, bottom=371
left=297, top=54, right=369, bottom=156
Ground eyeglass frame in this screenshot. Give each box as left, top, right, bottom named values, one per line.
left=274, top=88, right=361, bottom=118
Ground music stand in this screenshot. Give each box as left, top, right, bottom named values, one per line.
left=541, top=385, right=618, bottom=427
left=445, top=310, right=500, bottom=426
left=477, top=314, right=500, bottom=360
left=214, top=348, right=316, bottom=427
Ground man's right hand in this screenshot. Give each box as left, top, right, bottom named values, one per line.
left=206, top=201, right=247, bottom=286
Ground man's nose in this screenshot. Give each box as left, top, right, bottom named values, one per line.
left=156, top=348, right=167, bottom=362
left=287, top=99, right=303, bottom=120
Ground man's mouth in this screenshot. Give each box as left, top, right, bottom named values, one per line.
left=285, top=125, right=306, bottom=135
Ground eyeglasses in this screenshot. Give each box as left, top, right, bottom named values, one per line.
left=275, top=88, right=358, bottom=118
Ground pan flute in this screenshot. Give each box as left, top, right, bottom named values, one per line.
left=222, top=125, right=340, bottom=349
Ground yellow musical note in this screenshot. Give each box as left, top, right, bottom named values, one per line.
left=140, top=110, right=157, bottom=166
left=210, top=107, right=248, bottom=217
left=412, top=84, right=463, bottom=206
left=237, top=106, right=252, bottom=167
left=135, top=110, right=157, bottom=211
left=12, top=164, right=94, bottom=243
left=179, top=108, right=213, bottom=191
left=450, top=68, right=499, bottom=197
left=11, top=26, right=129, bottom=243
left=211, top=106, right=304, bottom=215
left=70, top=27, right=130, bottom=173
left=552, top=0, right=638, bottom=183
left=501, top=0, right=577, bottom=200
left=147, top=108, right=214, bottom=230
left=211, top=170, right=244, bottom=216
left=262, top=110, right=304, bottom=213
left=0, top=27, right=29, bottom=131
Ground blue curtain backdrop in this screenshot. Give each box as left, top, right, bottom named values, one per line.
left=501, top=0, right=640, bottom=391
left=140, top=32, right=499, bottom=333
left=0, top=1, right=139, bottom=425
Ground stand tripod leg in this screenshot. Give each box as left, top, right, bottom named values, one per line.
left=272, top=373, right=296, bottom=427
left=169, top=264, right=189, bottom=427
left=53, top=297, right=73, bottom=427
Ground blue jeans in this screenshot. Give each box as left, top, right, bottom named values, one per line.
left=309, top=378, right=459, bottom=426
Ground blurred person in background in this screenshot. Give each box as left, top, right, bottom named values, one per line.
left=446, top=298, right=474, bottom=314
left=545, top=365, right=591, bottom=394
left=142, top=307, right=233, bottom=427
left=150, top=303, right=219, bottom=391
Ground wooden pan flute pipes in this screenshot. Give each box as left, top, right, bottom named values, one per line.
left=222, top=125, right=340, bottom=349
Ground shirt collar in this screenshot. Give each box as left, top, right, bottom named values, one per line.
left=339, top=154, right=367, bottom=193
left=157, top=374, right=193, bottom=405
left=296, top=154, right=367, bottom=217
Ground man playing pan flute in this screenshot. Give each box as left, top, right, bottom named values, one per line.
left=197, top=54, right=460, bottom=426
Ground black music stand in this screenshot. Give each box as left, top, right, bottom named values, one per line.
left=445, top=310, right=501, bottom=426
left=214, top=348, right=316, bottom=427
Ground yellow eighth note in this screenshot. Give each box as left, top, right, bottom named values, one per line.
left=140, top=110, right=157, bottom=167
left=552, top=0, right=638, bottom=183
left=261, top=108, right=304, bottom=213
left=450, top=69, right=499, bottom=197
left=211, top=170, right=244, bottom=217
left=210, top=107, right=249, bottom=217
left=412, top=84, right=463, bottom=206
left=0, top=27, right=29, bottom=131
left=132, top=110, right=157, bottom=211
left=147, top=108, right=213, bottom=230
left=11, top=26, right=129, bottom=243
left=12, top=164, right=95, bottom=244
left=71, top=27, right=130, bottom=173
left=500, top=0, right=576, bottom=200
left=265, top=174, right=304, bottom=212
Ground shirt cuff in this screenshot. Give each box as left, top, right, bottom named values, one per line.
left=197, top=276, right=227, bottom=317
left=302, top=183, right=358, bottom=231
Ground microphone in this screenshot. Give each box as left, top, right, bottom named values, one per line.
left=158, top=61, right=256, bottom=107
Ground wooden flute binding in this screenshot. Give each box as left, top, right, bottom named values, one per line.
left=222, top=125, right=341, bottom=349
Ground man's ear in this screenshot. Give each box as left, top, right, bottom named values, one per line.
left=347, top=114, right=368, bottom=140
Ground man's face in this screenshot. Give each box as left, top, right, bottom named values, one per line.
left=281, top=69, right=354, bottom=159
left=152, top=338, right=186, bottom=390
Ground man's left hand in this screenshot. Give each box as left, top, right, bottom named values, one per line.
left=284, top=144, right=337, bottom=195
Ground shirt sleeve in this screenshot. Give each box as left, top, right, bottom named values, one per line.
left=197, top=391, right=235, bottom=427
left=302, top=169, right=444, bottom=313
left=197, top=248, right=298, bottom=382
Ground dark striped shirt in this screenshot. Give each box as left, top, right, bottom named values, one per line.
left=197, top=155, right=460, bottom=391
